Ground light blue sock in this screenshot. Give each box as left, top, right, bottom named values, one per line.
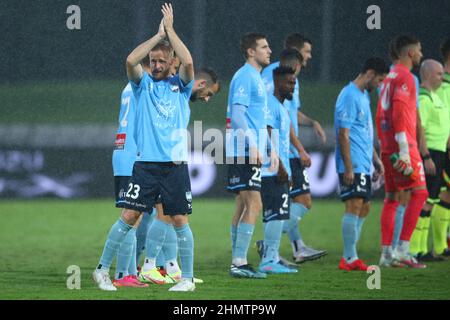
left=115, top=228, right=136, bottom=279
left=342, top=213, right=358, bottom=261
left=392, top=205, right=406, bottom=249
left=97, top=218, right=133, bottom=271
left=233, top=222, right=255, bottom=260
left=175, top=224, right=194, bottom=279
left=145, top=219, right=171, bottom=259
left=261, top=221, right=283, bottom=264
left=282, top=203, right=308, bottom=242
left=231, top=224, right=238, bottom=253
left=161, top=226, right=177, bottom=264
left=356, top=216, right=366, bottom=243
left=135, top=209, right=156, bottom=264
left=128, top=234, right=137, bottom=276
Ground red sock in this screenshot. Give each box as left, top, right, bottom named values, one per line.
left=400, top=189, right=429, bottom=241
left=381, top=199, right=400, bottom=246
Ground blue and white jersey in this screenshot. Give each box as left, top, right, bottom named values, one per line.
left=262, top=94, right=292, bottom=178
left=261, top=61, right=301, bottom=159
left=112, top=84, right=137, bottom=176
left=226, top=63, right=268, bottom=157
left=334, top=82, right=373, bottom=174
left=130, top=72, right=194, bottom=162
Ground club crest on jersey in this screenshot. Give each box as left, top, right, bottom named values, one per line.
left=155, top=100, right=176, bottom=120
left=235, top=86, right=247, bottom=98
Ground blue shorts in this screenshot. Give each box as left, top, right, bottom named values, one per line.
left=123, top=161, right=192, bottom=215
left=227, top=157, right=262, bottom=193
left=261, top=176, right=290, bottom=223
left=289, top=158, right=310, bottom=198
left=338, top=173, right=371, bottom=203
left=114, top=176, right=131, bottom=208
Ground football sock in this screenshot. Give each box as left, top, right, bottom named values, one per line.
left=128, top=233, right=137, bottom=276
left=392, top=205, right=406, bottom=248
left=380, top=199, right=400, bottom=246
left=431, top=201, right=450, bottom=254
left=231, top=224, right=238, bottom=252
left=145, top=219, right=171, bottom=261
left=261, top=220, right=283, bottom=264
left=396, top=240, right=410, bottom=257
left=161, top=225, right=177, bottom=263
left=400, top=189, right=428, bottom=242
left=420, top=211, right=431, bottom=255
left=175, top=223, right=194, bottom=279
left=382, top=245, right=393, bottom=258
left=166, top=260, right=181, bottom=275
left=356, top=216, right=366, bottom=243
left=97, top=218, right=133, bottom=271
left=232, top=222, right=255, bottom=266
left=342, top=213, right=358, bottom=261
left=135, top=209, right=155, bottom=264
left=115, top=227, right=136, bottom=279
left=282, top=202, right=308, bottom=242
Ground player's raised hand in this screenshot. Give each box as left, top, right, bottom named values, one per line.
left=161, top=3, right=174, bottom=31
left=157, top=18, right=166, bottom=39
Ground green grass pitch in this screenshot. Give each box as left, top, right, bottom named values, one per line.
left=1, top=199, right=449, bottom=300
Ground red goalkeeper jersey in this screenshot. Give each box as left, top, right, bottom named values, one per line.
left=376, top=64, right=418, bottom=154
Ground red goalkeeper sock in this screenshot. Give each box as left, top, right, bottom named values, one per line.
left=381, top=199, right=400, bottom=246
left=400, top=189, right=429, bottom=242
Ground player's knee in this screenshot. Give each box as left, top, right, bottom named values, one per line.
left=121, top=209, right=141, bottom=226
left=345, top=199, right=363, bottom=214
left=171, top=214, right=188, bottom=228
left=294, top=194, right=312, bottom=209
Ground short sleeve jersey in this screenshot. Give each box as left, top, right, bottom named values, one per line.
left=334, top=82, right=374, bottom=174
left=262, top=94, right=292, bottom=177
left=261, top=61, right=301, bottom=159
left=376, top=64, right=418, bottom=154
left=112, top=84, right=137, bottom=176
left=130, top=72, right=194, bottom=162
left=226, top=63, right=268, bottom=157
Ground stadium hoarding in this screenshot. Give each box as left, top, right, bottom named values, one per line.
left=2, top=125, right=385, bottom=199
left=0, top=147, right=350, bottom=199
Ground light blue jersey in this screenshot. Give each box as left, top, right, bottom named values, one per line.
left=262, top=94, right=292, bottom=177
left=112, top=84, right=137, bottom=176
left=262, top=61, right=301, bottom=159
left=130, top=72, right=194, bottom=162
left=334, top=82, right=373, bottom=174
left=226, top=63, right=268, bottom=157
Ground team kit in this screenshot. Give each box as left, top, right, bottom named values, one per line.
left=92, top=3, right=450, bottom=292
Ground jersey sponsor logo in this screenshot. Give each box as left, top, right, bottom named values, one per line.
left=114, top=133, right=126, bottom=150
left=170, top=85, right=180, bottom=93
left=226, top=117, right=231, bottom=129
